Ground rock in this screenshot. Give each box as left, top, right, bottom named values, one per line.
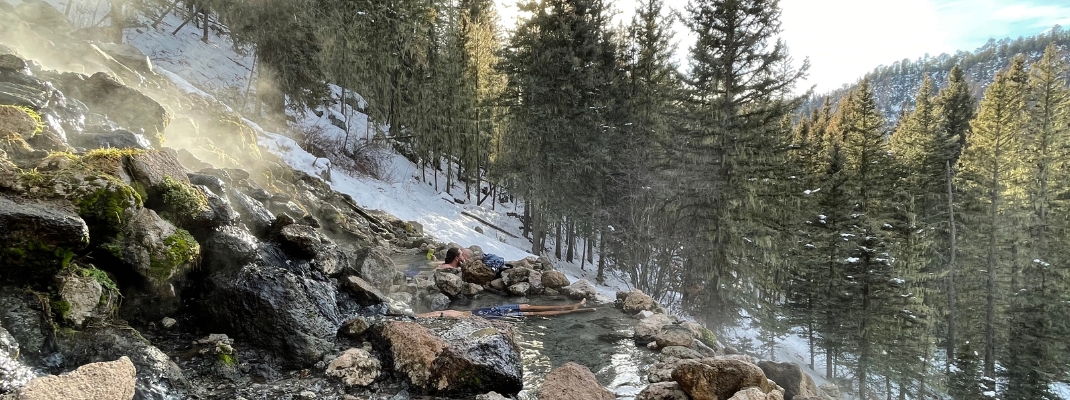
left=818, top=383, right=840, bottom=399
left=18, top=356, right=135, bottom=400
left=389, top=292, right=414, bottom=305
left=342, top=275, right=387, bottom=307
left=729, top=387, right=786, bottom=400
left=371, top=319, right=522, bottom=396
left=462, top=261, right=496, bottom=286
left=277, top=224, right=332, bottom=259
left=507, top=282, right=531, bottom=296
left=462, top=283, right=483, bottom=296
left=434, top=271, right=464, bottom=298
left=230, top=190, right=274, bottom=237
left=55, top=274, right=102, bottom=327
left=69, top=72, right=168, bottom=143
left=0, top=54, right=27, bottom=72
left=160, top=317, right=177, bottom=329
left=356, top=248, right=398, bottom=288
left=623, top=289, right=658, bottom=313
left=204, top=251, right=342, bottom=367
left=94, top=43, right=153, bottom=74
left=501, top=267, right=532, bottom=286
left=656, top=325, right=695, bottom=348
left=672, top=359, right=774, bottom=400
left=635, top=313, right=674, bottom=343
left=527, top=271, right=543, bottom=293
left=541, top=270, right=569, bottom=289
left=70, top=129, right=152, bottom=150
left=489, top=278, right=506, bottom=291
left=537, top=256, right=554, bottom=270
left=0, top=291, right=49, bottom=361
left=661, top=346, right=701, bottom=360
left=326, top=348, right=381, bottom=387
left=758, top=361, right=822, bottom=400
left=647, top=358, right=689, bottom=383
left=126, top=150, right=190, bottom=193
left=0, top=195, right=89, bottom=284
left=636, top=382, right=690, bottom=400
left=0, top=326, right=35, bottom=393
left=537, top=362, right=613, bottom=400
left=340, top=317, right=371, bottom=338
left=428, top=293, right=451, bottom=311
left=476, top=392, right=510, bottom=400
left=718, top=354, right=756, bottom=364
left=0, top=104, right=39, bottom=139
left=114, top=208, right=199, bottom=288
left=50, top=327, right=186, bottom=399
left=561, top=279, right=597, bottom=300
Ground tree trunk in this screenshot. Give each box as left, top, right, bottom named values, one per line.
left=587, top=233, right=594, bottom=263
left=566, top=220, right=575, bottom=263
left=580, top=233, right=587, bottom=270
left=984, top=163, right=999, bottom=386
left=946, top=162, right=957, bottom=370
left=201, top=8, right=209, bottom=43
left=596, top=229, right=607, bottom=283
left=554, top=221, right=562, bottom=259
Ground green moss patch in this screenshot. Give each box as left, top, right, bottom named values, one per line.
left=75, top=182, right=143, bottom=230
left=158, top=176, right=208, bottom=224
left=148, top=228, right=200, bottom=284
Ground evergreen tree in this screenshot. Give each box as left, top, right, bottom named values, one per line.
left=1003, top=43, right=1070, bottom=400
left=677, top=0, right=807, bottom=312
left=955, top=55, right=1029, bottom=391
left=937, top=65, right=977, bottom=164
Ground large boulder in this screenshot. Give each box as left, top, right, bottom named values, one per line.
left=729, top=387, right=786, bottom=400
left=671, top=359, right=775, bottom=400
left=69, top=129, right=152, bottom=150
left=125, top=150, right=189, bottom=193
left=623, top=289, right=658, bottom=313
left=537, top=362, right=613, bottom=400
left=55, top=273, right=103, bottom=327
left=0, top=195, right=89, bottom=284
left=655, top=325, right=695, bottom=349
left=371, top=319, right=522, bottom=396
left=0, top=104, right=40, bottom=139
left=50, top=328, right=187, bottom=399
left=68, top=72, right=168, bottom=143
left=541, top=270, right=570, bottom=289
left=277, top=223, right=332, bottom=259
left=202, top=243, right=342, bottom=366
left=501, top=267, right=532, bottom=286
left=18, top=356, right=136, bottom=400
left=561, top=279, right=597, bottom=300
left=112, top=208, right=199, bottom=289
left=635, top=313, right=674, bottom=343
left=434, top=271, right=464, bottom=298
left=326, top=348, right=381, bottom=388
left=356, top=247, right=398, bottom=288
left=636, top=382, right=690, bottom=400
left=342, top=275, right=388, bottom=307
left=462, top=260, right=496, bottom=286
left=757, top=361, right=822, bottom=400
left=94, top=43, right=154, bottom=74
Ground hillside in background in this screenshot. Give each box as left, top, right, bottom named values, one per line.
left=803, top=25, right=1070, bottom=121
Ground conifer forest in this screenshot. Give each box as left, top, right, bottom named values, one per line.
left=114, top=0, right=1070, bottom=398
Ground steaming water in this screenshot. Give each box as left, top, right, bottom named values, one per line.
left=391, top=254, right=659, bottom=399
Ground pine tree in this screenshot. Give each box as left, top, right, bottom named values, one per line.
left=955, top=55, right=1029, bottom=390
left=1002, top=43, right=1070, bottom=400
left=676, top=0, right=807, bottom=311
left=937, top=65, right=977, bottom=164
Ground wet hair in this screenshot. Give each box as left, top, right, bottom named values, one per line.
left=444, top=248, right=461, bottom=264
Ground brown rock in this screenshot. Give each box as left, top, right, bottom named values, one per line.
left=655, top=325, right=695, bottom=348
left=537, top=362, right=613, bottom=400
left=0, top=105, right=39, bottom=139
left=757, top=361, right=823, bottom=400
left=672, top=359, right=774, bottom=400
left=541, top=270, right=570, bottom=288
left=126, top=149, right=190, bottom=190
left=463, top=260, right=497, bottom=285
left=623, top=289, right=658, bottom=313
left=378, top=321, right=447, bottom=388
left=18, top=356, right=136, bottom=400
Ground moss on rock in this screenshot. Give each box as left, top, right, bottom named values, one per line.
left=0, top=104, right=42, bottom=138
left=147, top=228, right=199, bottom=284
left=158, top=176, right=208, bottom=223
left=75, top=181, right=142, bottom=230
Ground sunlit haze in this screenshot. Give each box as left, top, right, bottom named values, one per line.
left=496, top=0, right=1070, bottom=94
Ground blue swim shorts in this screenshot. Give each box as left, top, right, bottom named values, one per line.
left=472, top=304, right=522, bottom=318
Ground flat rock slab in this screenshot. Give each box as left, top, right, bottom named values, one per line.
left=19, top=356, right=136, bottom=400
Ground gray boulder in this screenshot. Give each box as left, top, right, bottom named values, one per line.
left=356, top=247, right=398, bottom=288
left=0, top=195, right=89, bottom=284
left=636, top=382, right=690, bottom=400
left=561, top=279, right=597, bottom=300
left=434, top=271, right=464, bottom=298
left=342, top=275, right=388, bottom=307
left=428, top=293, right=451, bottom=311
left=757, top=361, right=823, bottom=400
left=655, top=325, right=695, bottom=349
left=507, top=282, right=531, bottom=296
left=69, top=129, right=152, bottom=150
left=68, top=72, right=168, bottom=144
left=55, top=274, right=102, bottom=328
left=537, top=362, right=613, bottom=400
left=203, top=244, right=342, bottom=367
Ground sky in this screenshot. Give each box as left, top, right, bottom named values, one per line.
left=496, top=0, right=1070, bottom=94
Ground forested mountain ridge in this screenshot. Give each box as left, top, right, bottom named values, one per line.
left=804, top=25, right=1070, bottom=121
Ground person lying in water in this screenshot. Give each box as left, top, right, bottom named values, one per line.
left=417, top=299, right=592, bottom=318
